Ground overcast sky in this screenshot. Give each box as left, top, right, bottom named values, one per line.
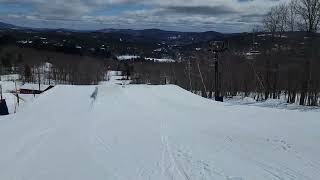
left=0, top=0, right=289, bottom=33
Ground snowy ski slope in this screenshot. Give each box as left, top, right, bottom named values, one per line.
left=0, top=83, right=319, bottom=180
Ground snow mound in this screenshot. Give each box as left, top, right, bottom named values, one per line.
left=0, top=84, right=319, bottom=180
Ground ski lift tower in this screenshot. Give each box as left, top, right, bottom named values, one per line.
left=209, top=41, right=227, bottom=102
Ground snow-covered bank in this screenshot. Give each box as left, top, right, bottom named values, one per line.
left=117, top=55, right=140, bottom=60
left=145, top=57, right=175, bottom=62
left=117, top=55, right=175, bottom=62
left=0, top=83, right=319, bottom=180
left=225, top=96, right=320, bottom=112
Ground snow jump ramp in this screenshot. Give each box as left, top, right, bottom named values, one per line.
left=0, top=84, right=319, bottom=180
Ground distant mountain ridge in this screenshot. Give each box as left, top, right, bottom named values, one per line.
left=95, top=28, right=225, bottom=45
left=0, top=21, right=226, bottom=45
left=95, top=28, right=224, bottom=37
left=0, top=22, right=17, bottom=29
left=0, top=21, right=224, bottom=35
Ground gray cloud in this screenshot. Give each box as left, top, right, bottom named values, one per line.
left=164, top=5, right=239, bottom=16
left=0, top=0, right=290, bottom=32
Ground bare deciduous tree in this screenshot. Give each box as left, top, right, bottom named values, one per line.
left=263, top=7, right=280, bottom=37
left=277, top=4, right=289, bottom=37
left=295, top=0, right=320, bottom=33
left=264, top=4, right=289, bottom=37
left=288, top=0, right=298, bottom=31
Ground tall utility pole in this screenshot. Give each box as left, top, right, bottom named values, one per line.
left=38, top=67, right=41, bottom=91
left=186, top=59, right=192, bottom=91
left=209, top=41, right=227, bottom=102
left=0, top=85, right=2, bottom=100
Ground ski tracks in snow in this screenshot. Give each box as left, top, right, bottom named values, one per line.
left=159, top=134, right=242, bottom=180
left=159, top=112, right=239, bottom=180
left=152, top=85, right=242, bottom=180
left=220, top=135, right=316, bottom=180
left=160, top=116, right=191, bottom=180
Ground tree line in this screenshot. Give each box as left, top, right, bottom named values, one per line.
left=262, top=0, right=320, bottom=105
left=0, top=46, right=112, bottom=85
left=128, top=0, right=320, bottom=106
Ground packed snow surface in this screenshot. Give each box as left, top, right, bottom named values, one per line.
left=0, top=83, right=319, bottom=180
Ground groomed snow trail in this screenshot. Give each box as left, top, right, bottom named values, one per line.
left=0, top=84, right=319, bottom=180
